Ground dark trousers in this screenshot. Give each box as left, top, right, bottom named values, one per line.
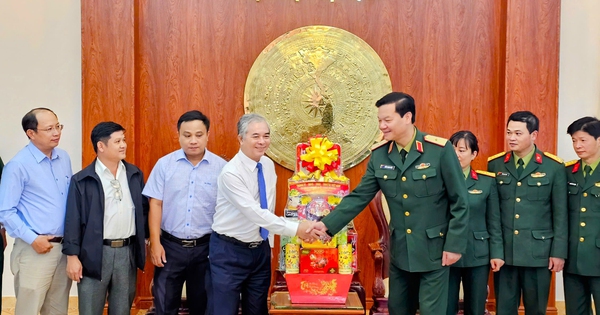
left=209, top=232, right=271, bottom=315
left=447, top=265, right=490, bottom=315
left=153, top=235, right=211, bottom=315
left=564, top=272, right=600, bottom=315
left=494, top=265, right=551, bottom=315
left=388, top=262, right=450, bottom=315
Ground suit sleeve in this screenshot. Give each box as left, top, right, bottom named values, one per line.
left=439, top=143, right=469, bottom=254
left=321, top=154, right=381, bottom=235
left=550, top=163, right=568, bottom=259
left=62, top=176, right=82, bottom=256
left=486, top=178, right=503, bottom=260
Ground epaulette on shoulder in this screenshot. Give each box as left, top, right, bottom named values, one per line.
left=544, top=152, right=564, bottom=164
left=475, top=170, right=496, bottom=178
left=564, top=159, right=578, bottom=167
left=487, top=152, right=506, bottom=162
left=371, top=140, right=390, bottom=151
left=423, top=135, right=447, bottom=147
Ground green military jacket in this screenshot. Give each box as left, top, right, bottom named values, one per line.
left=565, top=160, right=600, bottom=276
left=322, top=128, right=469, bottom=272
left=487, top=148, right=567, bottom=267
left=453, top=169, right=503, bottom=268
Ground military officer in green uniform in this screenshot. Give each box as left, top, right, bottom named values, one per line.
left=447, top=131, right=504, bottom=315
left=564, top=116, right=600, bottom=315
left=311, top=92, right=469, bottom=315
left=487, top=111, right=567, bottom=315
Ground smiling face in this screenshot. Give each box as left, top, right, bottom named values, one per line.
left=571, top=130, right=600, bottom=164
left=98, top=130, right=127, bottom=163
left=377, top=103, right=413, bottom=143
left=27, top=110, right=61, bottom=155
left=179, top=119, right=209, bottom=162
left=453, top=138, right=478, bottom=170
left=239, top=121, right=270, bottom=162
left=506, top=121, right=537, bottom=157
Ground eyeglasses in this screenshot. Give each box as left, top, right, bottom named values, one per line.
left=110, top=179, right=123, bottom=201
left=36, top=124, right=64, bottom=133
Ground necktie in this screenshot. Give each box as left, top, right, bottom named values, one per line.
left=516, top=158, right=524, bottom=177
left=400, top=149, right=408, bottom=163
left=257, top=162, right=269, bottom=240
left=584, top=165, right=592, bottom=178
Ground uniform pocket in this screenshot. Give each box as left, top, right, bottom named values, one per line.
left=473, top=231, right=490, bottom=259
left=496, top=176, right=513, bottom=200
left=532, top=230, right=554, bottom=259
left=527, top=177, right=551, bottom=201
left=426, top=223, right=447, bottom=261
left=375, top=169, right=398, bottom=198
left=412, top=168, right=442, bottom=197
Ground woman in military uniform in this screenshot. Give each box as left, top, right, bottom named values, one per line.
left=447, top=131, right=504, bottom=315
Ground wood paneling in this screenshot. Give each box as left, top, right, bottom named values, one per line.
left=81, top=0, right=561, bottom=311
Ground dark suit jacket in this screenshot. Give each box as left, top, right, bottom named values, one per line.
left=63, top=159, right=149, bottom=280
left=565, top=160, right=600, bottom=276
left=322, top=128, right=469, bottom=272
left=487, top=148, right=567, bottom=267
left=453, top=169, right=503, bottom=268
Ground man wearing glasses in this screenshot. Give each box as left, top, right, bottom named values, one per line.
left=0, top=108, right=73, bottom=315
left=63, top=121, right=148, bottom=314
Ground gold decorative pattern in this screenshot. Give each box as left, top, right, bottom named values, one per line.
left=244, top=25, right=392, bottom=170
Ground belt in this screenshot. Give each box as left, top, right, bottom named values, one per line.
left=214, top=232, right=264, bottom=249
left=161, top=230, right=210, bottom=248
left=48, top=237, right=63, bottom=243
left=103, top=236, right=135, bottom=248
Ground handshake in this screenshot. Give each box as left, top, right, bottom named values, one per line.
left=296, top=221, right=331, bottom=243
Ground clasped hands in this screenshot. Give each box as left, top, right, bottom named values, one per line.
left=296, top=221, right=331, bottom=243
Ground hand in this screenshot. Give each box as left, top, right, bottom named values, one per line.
left=31, top=235, right=53, bottom=254
left=442, top=251, right=461, bottom=266
left=66, top=255, right=83, bottom=283
left=150, top=240, right=167, bottom=267
left=548, top=257, right=564, bottom=272
left=296, top=221, right=318, bottom=242
left=490, top=258, right=505, bottom=272
left=306, top=221, right=331, bottom=242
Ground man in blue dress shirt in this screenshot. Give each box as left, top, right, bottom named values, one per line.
left=143, top=110, right=227, bottom=315
left=0, top=108, right=73, bottom=315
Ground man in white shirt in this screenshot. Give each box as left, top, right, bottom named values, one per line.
left=63, top=121, right=148, bottom=314
left=210, top=113, right=319, bottom=315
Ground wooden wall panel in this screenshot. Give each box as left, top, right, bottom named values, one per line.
left=82, top=0, right=561, bottom=311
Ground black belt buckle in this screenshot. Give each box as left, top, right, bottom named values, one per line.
left=248, top=241, right=262, bottom=248
left=181, top=240, right=196, bottom=248
left=111, top=239, right=124, bottom=248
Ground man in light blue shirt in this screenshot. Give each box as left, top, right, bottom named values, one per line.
left=0, top=108, right=73, bottom=315
left=143, top=110, right=226, bottom=315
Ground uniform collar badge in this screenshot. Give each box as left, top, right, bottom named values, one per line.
left=535, top=153, right=543, bottom=164
left=504, top=152, right=511, bottom=163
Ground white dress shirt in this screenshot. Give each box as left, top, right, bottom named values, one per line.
left=95, top=159, right=135, bottom=239
left=212, top=150, right=298, bottom=245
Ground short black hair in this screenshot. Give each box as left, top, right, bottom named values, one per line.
left=507, top=111, right=539, bottom=133
left=21, top=108, right=57, bottom=138
left=177, top=110, right=210, bottom=132
left=449, top=130, right=479, bottom=153
left=375, top=92, right=416, bottom=123
left=567, top=116, right=600, bottom=138
left=91, top=121, right=125, bottom=153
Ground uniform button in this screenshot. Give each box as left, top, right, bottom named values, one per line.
left=581, top=222, right=586, bottom=227
left=583, top=192, right=588, bottom=197
left=403, top=194, right=408, bottom=199
left=515, top=214, right=520, bottom=219
left=383, top=175, right=388, bottom=180
left=404, top=211, right=410, bottom=216
left=422, top=175, right=427, bottom=179
left=580, top=237, right=585, bottom=242
left=537, top=182, right=541, bottom=186
left=407, top=229, right=412, bottom=234
left=582, top=207, right=587, bottom=212
left=402, top=176, right=407, bottom=182
left=516, top=197, right=521, bottom=202
left=514, top=230, right=519, bottom=235
left=499, top=180, right=504, bottom=185
left=517, top=182, right=522, bottom=186
left=439, top=232, right=444, bottom=237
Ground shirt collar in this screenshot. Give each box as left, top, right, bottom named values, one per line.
left=237, top=150, right=262, bottom=172
left=175, top=148, right=212, bottom=165
left=514, top=146, right=536, bottom=168
left=582, top=159, right=600, bottom=172
left=95, top=158, right=125, bottom=179
left=395, top=127, right=417, bottom=153
left=462, top=166, right=471, bottom=179
left=27, top=143, right=58, bottom=163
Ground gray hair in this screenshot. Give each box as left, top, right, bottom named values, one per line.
left=237, top=113, right=269, bottom=138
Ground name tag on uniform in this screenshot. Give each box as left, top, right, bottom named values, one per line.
left=380, top=164, right=395, bottom=170
left=531, top=172, right=546, bottom=178
left=468, top=189, right=483, bottom=194
left=568, top=182, right=578, bottom=187
left=497, top=172, right=509, bottom=177
left=415, top=163, right=430, bottom=170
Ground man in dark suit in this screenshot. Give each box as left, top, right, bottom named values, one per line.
left=487, top=111, right=567, bottom=315
left=312, top=92, right=469, bottom=315
left=563, top=116, right=600, bottom=315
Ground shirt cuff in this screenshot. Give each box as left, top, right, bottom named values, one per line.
left=22, top=230, right=38, bottom=245
left=283, top=219, right=300, bottom=237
